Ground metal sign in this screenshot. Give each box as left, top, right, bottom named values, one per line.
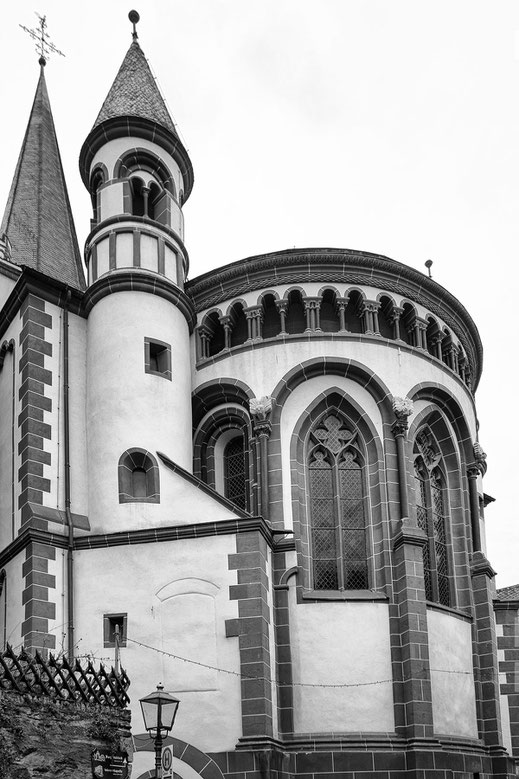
left=162, top=745, right=173, bottom=779
left=91, top=749, right=129, bottom=778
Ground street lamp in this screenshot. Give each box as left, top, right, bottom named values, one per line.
left=140, top=685, right=180, bottom=777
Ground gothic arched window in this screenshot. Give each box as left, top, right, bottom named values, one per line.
left=308, top=413, right=369, bottom=590
left=413, top=429, right=452, bottom=606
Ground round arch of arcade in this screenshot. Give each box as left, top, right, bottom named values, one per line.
left=132, top=735, right=225, bottom=779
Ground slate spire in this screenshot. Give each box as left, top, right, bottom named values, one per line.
left=79, top=16, right=193, bottom=202
left=92, top=39, right=178, bottom=137
left=1, top=62, right=85, bottom=289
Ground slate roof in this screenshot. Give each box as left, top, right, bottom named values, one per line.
left=0, top=65, right=85, bottom=290
left=495, top=583, right=519, bottom=601
left=92, top=40, right=177, bottom=136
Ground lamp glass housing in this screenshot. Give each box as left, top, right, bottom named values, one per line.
left=140, top=687, right=180, bottom=734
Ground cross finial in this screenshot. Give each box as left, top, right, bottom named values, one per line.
left=19, top=12, right=65, bottom=66
left=129, top=10, right=140, bottom=40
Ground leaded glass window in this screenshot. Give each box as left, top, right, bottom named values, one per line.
left=413, top=453, right=451, bottom=607
left=224, top=436, right=247, bottom=510
left=308, top=414, right=368, bottom=590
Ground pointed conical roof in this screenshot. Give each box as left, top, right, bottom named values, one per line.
left=93, top=40, right=177, bottom=135
left=1, top=64, right=85, bottom=290
left=80, top=38, right=193, bottom=201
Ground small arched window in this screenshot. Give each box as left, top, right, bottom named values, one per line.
left=307, top=413, right=369, bottom=591
left=130, top=177, right=146, bottom=217
left=413, top=432, right=452, bottom=606
left=90, top=168, right=105, bottom=224
left=118, top=448, right=160, bottom=503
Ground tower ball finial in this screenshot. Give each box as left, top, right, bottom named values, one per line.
left=425, top=259, right=433, bottom=278
left=129, top=10, right=140, bottom=39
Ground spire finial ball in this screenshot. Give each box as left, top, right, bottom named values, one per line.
left=129, top=10, right=140, bottom=39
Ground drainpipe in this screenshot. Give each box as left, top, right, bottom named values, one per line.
left=63, top=290, right=75, bottom=662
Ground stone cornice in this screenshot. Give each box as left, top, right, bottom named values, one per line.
left=392, top=521, right=428, bottom=551
left=0, top=268, right=85, bottom=341
left=82, top=269, right=196, bottom=331
left=0, top=528, right=68, bottom=568
left=186, top=248, right=483, bottom=389
left=0, top=518, right=277, bottom=563
left=74, top=515, right=274, bottom=550
left=79, top=116, right=194, bottom=202
left=493, top=599, right=519, bottom=611
left=470, top=551, right=497, bottom=579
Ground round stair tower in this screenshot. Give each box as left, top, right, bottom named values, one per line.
left=79, top=16, right=195, bottom=530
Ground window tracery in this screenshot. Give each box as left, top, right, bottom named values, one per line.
left=308, top=413, right=369, bottom=591
left=413, top=429, right=452, bottom=606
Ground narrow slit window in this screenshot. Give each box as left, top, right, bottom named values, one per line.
left=224, top=436, right=247, bottom=510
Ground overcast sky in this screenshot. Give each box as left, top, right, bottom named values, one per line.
left=0, top=1, right=517, bottom=587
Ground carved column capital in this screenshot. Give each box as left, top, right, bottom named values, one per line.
left=391, top=396, right=414, bottom=437
left=388, top=306, right=403, bottom=323
left=275, top=299, right=288, bottom=313
left=250, top=396, right=274, bottom=437
left=244, top=306, right=263, bottom=320
left=362, top=300, right=381, bottom=313
left=302, top=297, right=321, bottom=311
left=472, top=442, right=487, bottom=475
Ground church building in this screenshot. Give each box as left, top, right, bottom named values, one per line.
left=0, top=12, right=517, bottom=779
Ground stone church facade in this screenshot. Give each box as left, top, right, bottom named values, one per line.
left=0, top=16, right=517, bottom=779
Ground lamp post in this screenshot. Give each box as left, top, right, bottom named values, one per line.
left=140, top=684, right=180, bottom=778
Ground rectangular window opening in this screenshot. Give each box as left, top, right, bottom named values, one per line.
left=145, top=337, right=172, bottom=380
left=103, top=613, right=128, bottom=647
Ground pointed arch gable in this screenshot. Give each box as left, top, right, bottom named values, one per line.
left=270, top=358, right=394, bottom=424
left=407, top=382, right=475, bottom=465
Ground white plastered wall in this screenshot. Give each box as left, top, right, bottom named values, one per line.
left=428, top=608, right=478, bottom=738
left=86, top=291, right=193, bottom=533
left=74, top=534, right=241, bottom=753
left=193, top=337, right=474, bottom=423
left=288, top=584, right=395, bottom=733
